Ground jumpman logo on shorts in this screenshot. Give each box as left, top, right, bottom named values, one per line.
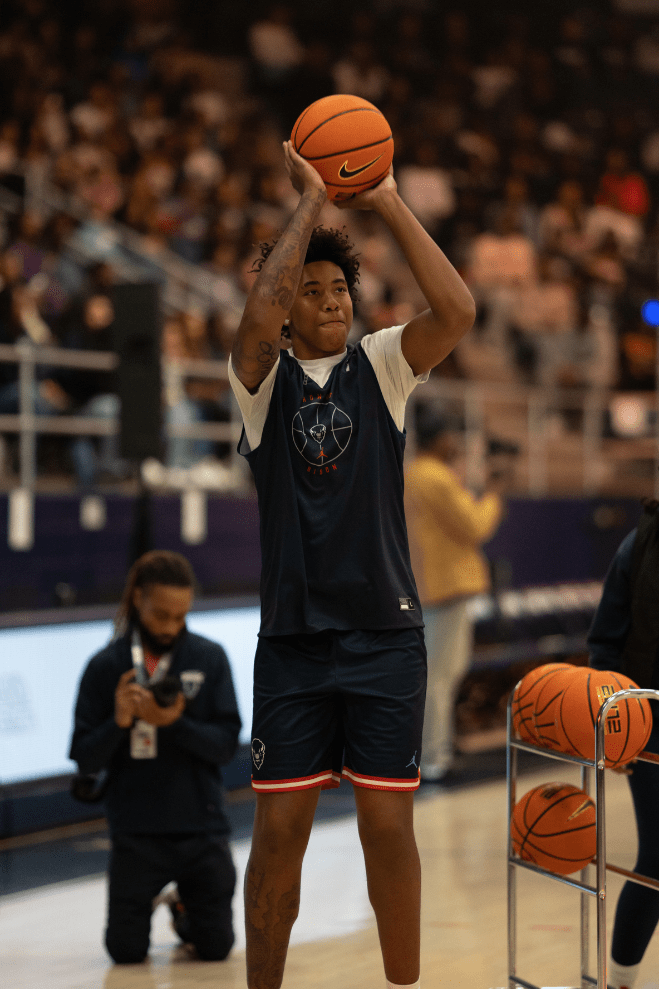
left=406, top=751, right=418, bottom=769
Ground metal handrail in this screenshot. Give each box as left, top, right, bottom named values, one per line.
left=0, top=343, right=230, bottom=379
left=0, top=342, right=239, bottom=488
left=0, top=339, right=656, bottom=494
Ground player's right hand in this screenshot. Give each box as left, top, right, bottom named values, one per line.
left=114, top=668, right=149, bottom=728
left=283, top=141, right=327, bottom=200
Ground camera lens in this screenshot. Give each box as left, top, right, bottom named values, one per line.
left=150, top=673, right=182, bottom=707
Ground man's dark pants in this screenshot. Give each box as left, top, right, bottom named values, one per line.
left=105, top=832, right=236, bottom=963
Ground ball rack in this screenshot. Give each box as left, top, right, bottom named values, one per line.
left=506, top=686, right=659, bottom=989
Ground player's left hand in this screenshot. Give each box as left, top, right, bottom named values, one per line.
left=283, top=140, right=327, bottom=200
left=333, top=166, right=397, bottom=211
left=135, top=690, right=186, bottom=727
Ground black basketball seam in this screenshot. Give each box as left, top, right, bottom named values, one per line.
left=515, top=667, right=568, bottom=739
left=534, top=677, right=567, bottom=745
left=618, top=694, right=632, bottom=766
left=519, top=711, right=536, bottom=740
left=597, top=672, right=621, bottom=766
left=520, top=834, right=595, bottom=864
left=521, top=789, right=583, bottom=849
left=517, top=788, right=594, bottom=861
left=557, top=691, right=580, bottom=755
left=528, top=821, right=595, bottom=838
left=523, top=832, right=595, bottom=856
left=535, top=688, right=563, bottom=718
left=519, top=666, right=562, bottom=702
left=292, top=102, right=318, bottom=150
left=296, top=107, right=387, bottom=155
left=302, top=136, right=392, bottom=162
left=587, top=672, right=597, bottom=728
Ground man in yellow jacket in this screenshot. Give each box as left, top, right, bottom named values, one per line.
left=405, top=408, right=504, bottom=782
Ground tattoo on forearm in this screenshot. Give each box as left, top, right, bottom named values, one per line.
left=255, top=189, right=325, bottom=313
left=256, top=340, right=277, bottom=367
left=233, top=339, right=278, bottom=385
left=244, top=861, right=300, bottom=988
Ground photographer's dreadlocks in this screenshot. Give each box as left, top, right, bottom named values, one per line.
left=115, top=551, right=196, bottom=636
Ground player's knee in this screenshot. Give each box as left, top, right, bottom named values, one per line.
left=254, top=806, right=314, bottom=858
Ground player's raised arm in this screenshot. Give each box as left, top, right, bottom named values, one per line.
left=336, top=170, right=476, bottom=376
left=231, top=143, right=327, bottom=393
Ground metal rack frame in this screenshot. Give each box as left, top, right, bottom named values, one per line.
left=507, top=686, right=659, bottom=989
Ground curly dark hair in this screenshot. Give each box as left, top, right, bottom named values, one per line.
left=115, top=550, right=196, bottom=636
left=252, top=225, right=360, bottom=299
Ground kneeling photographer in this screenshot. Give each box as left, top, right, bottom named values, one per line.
left=69, top=551, right=241, bottom=965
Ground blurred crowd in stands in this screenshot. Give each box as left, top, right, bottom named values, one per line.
left=1, top=0, right=659, bottom=486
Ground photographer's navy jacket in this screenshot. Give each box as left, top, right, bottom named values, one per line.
left=69, top=629, right=241, bottom=836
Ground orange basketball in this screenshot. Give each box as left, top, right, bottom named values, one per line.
left=555, top=669, right=653, bottom=768
left=511, top=663, right=574, bottom=743
left=291, top=94, right=394, bottom=202
left=533, top=665, right=589, bottom=750
left=511, top=782, right=596, bottom=875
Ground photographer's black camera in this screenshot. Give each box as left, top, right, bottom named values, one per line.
left=150, top=673, right=183, bottom=707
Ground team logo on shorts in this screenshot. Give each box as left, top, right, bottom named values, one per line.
left=251, top=738, right=265, bottom=771
left=292, top=401, right=352, bottom=465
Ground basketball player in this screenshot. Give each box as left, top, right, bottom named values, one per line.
left=229, top=141, right=476, bottom=989
left=588, top=500, right=659, bottom=989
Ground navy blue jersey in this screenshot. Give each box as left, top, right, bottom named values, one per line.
left=240, top=343, right=423, bottom=635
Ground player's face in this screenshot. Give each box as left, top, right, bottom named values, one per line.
left=288, top=260, right=353, bottom=359
left=133, top=584, right=193, bottom=650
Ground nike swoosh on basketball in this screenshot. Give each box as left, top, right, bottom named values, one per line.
left=338, top=155, right=383, bottom=180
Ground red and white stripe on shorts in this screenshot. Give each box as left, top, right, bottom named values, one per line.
left=342, top=767, right=421, bottom=791
left=251, top=766, right=420, bottom=793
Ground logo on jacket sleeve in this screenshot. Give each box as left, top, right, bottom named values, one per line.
left=180, top=670, right=205, bottom=699
left=292, top=400, right=352, bottom=465
left=251, top=738, right=265, bottom=771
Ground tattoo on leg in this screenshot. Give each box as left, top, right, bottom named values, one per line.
left=245, top=861, right=300, bottom=988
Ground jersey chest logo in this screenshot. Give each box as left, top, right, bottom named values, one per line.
left=292, top=399, right=353, bottom=466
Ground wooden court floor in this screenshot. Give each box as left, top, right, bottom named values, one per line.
left=3, top=765, right=659, bottom=989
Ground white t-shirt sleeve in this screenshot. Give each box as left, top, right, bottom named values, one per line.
left=228, top=356, right=280, bottom=451
left=360, top=325, right=429, bottom=431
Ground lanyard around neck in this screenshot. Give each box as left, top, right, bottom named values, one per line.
left=131, top=629, right=172, bottom=686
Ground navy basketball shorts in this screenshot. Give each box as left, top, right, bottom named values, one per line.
left=250, top=627, right=427, bottom=793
